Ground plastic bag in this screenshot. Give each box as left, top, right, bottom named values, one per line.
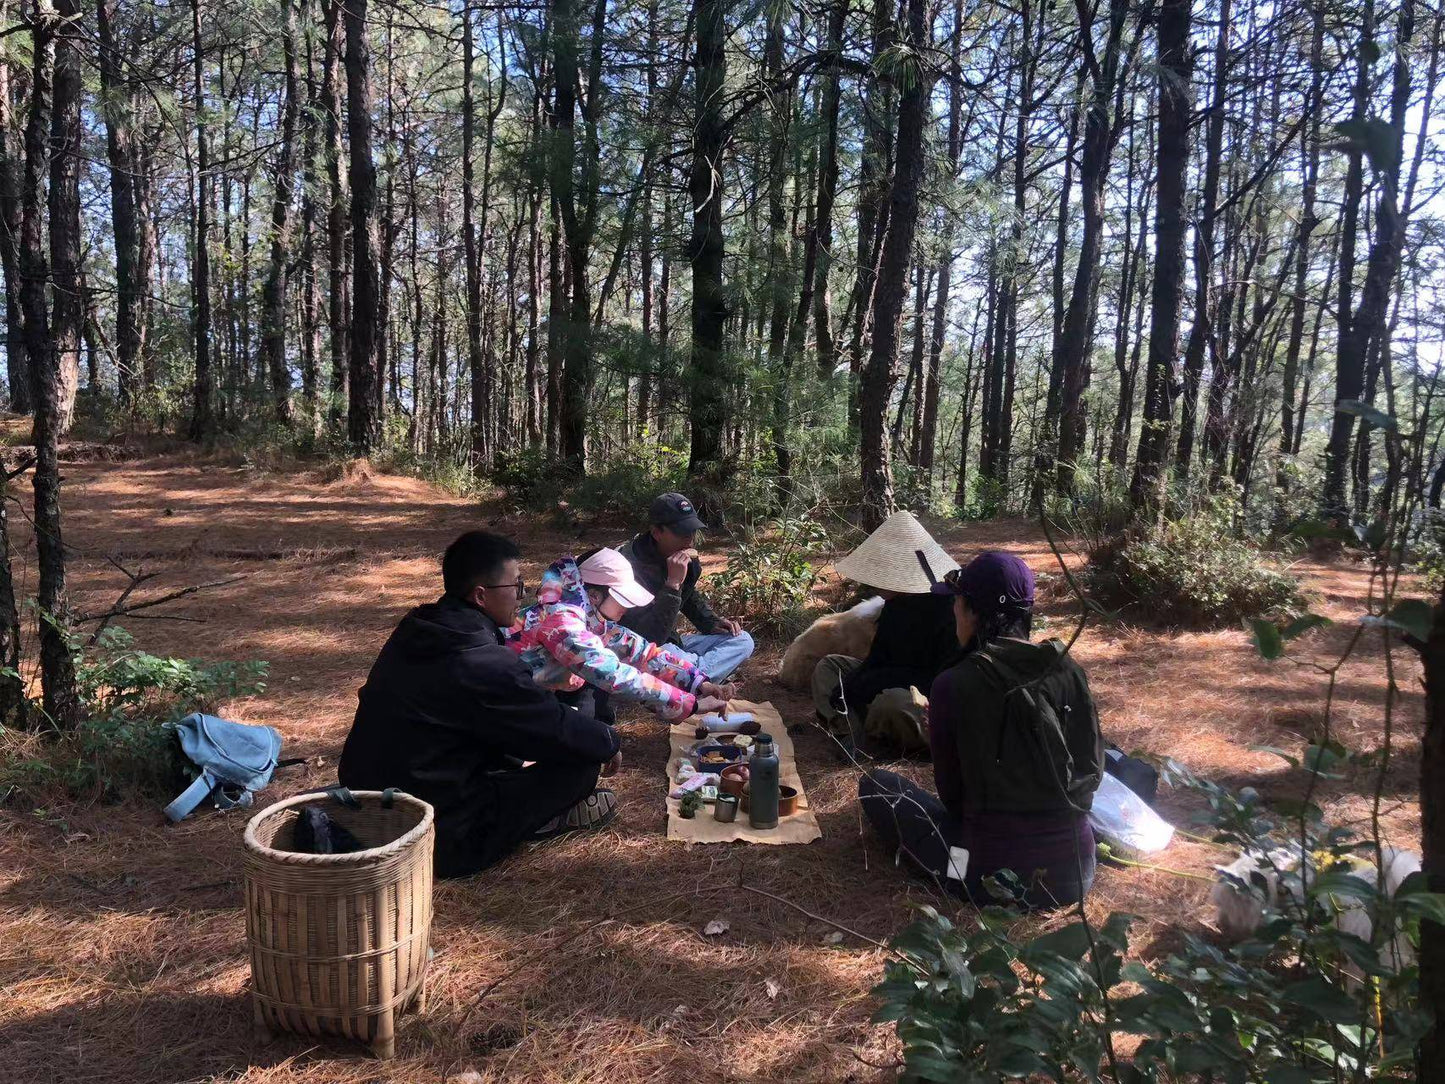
left=1088, top=771, right=1174, bottom=859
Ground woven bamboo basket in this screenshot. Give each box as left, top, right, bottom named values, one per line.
left=243, top=789, right=435, bottom=1059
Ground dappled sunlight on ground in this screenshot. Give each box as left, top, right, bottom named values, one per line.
left=0, top=454, right=1424, bottom=1082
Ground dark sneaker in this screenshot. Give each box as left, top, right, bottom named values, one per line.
left=532, top=789, right=618, bottom=841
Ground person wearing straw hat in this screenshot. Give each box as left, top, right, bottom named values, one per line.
left=510, top=547, right=734, bottom=724
left=857, top=551, right=1103, bottom=910
left=811, top=510, right=963, bottom=754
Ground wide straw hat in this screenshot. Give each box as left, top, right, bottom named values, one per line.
left=834, top=510, right=960, bottom=594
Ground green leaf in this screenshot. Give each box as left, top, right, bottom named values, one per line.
left=1249, top=744, right=1300, bottom=769
left=1281, top=976, right=1361, bottom=1024
left=1252, top=619, right=1284, bottom=660
left=1335, top=396, right=1398, bottom=433
left=1383, top=598, right=1433, bottom=641
left=1282, top=614, right=1332, bottom=640
left=1021, top=920, right=1092, bottom=963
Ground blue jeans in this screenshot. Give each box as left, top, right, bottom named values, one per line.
left=679, top=630, right=755, bottom=681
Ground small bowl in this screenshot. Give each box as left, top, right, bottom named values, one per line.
left=714, top=794, right=739, bottom=822
left=778, top=785, right=799, bottom=817
left=720, top=764, right=750, bottom=798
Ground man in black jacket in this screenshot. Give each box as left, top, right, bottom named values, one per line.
left=619, top=492, right=755, bottom=680
left=339, top=531, right=621, bottom=877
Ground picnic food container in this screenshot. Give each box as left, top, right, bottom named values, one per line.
left=714, top=794, right=739, bottom=822
left=243, top=788, right=434, bottom=1059
left=777, top=785, right=799, bottom=817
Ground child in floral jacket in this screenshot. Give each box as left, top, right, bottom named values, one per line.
left=509, top=550, right=732, bottom=722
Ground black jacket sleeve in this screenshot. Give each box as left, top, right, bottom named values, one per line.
left=459, top=647, right=621, bottom=764
left=680, top=558, right=721, bottom=635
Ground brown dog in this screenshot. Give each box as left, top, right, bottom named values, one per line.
left=777, top=596, right=884, bottom=690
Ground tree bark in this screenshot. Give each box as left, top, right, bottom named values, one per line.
left=919, top=0, right=964, bottom=486
left=344, top=0, right=381, bottom=453
left=810, top=0, right=845, bottom=381
left=462, top=2, right=486, bottom=471
left=1129, top=0, right=1190, bottom=508
left=322, top=0, right=349, bottom=419
left=187, top=0, right=213, bottom=441
left=858, top=0, right=930, bottom=531
left=1329, top=0, right=1413, bottom=521
left=27, top=0, right=78, bottom=728
left=260, top=0, right=301, bottom=423
left=97, top=0, right=141, bottom=411
left=686, top=0, right=727, bottom=475
left=0, top=0, right=27, bottom=415
left=1321, top=0, right=1374, bottom=519
left=1054, top=0, right=1133, bottom=494
left=1276, top=0, right=1324, bottom=501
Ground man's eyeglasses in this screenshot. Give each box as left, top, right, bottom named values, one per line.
left=482, top=578, right=526, bottom=595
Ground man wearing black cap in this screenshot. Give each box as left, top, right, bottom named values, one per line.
left=618, top=492, right=755, bottom=680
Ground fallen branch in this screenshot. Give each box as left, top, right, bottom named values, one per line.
left=79, top=556, right=247, bottom=644
left=734, top=879, right=893, bottom=953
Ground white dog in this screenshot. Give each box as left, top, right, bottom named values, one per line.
left=777, top=596, right=885, bottom=690
left=1211, top=845, right=1421, bottom=973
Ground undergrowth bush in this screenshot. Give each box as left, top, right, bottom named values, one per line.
left=1084, top=494, right=1303, bottom=626
left=874, top=747, right=1439, bottom=1082
left=0, top=626, right=268, bottom=805
left=708, top=517, right=828, bottom=637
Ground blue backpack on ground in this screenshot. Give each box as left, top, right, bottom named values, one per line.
left=164, top=713, right=286, bottom=823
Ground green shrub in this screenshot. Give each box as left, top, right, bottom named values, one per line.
left=708, top=517, right=828, bottom=637
left=1085, top=496, right=1303, bottom=626
left=0, top=626, right=269, bottom=805
left=873, top=750, right=1440, bottom=1083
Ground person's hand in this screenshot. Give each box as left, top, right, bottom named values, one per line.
left=601, top=750, right=622, bottom=777
left=664, top=548, right=697, bottom=589
left=720, top=617, right=743, bottom=636
left=698, top=680, right=738, bottom=701
left=696, top=695, right=728, bottom=715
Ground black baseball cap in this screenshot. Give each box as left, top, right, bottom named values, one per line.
left=931, top=551, right=1035, bottom=618
left=649, top=492, right=707, bottom=533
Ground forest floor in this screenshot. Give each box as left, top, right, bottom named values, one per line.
left=0, top=444, right=1425, bottom=1084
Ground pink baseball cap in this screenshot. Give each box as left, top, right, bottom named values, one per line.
left=577, top=548, right=655, bottom=610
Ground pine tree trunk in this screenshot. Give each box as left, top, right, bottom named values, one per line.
left=28, top=0, right=78, bottom=728
left=1421, top=585, right=1445, bottom=1081
left=859, top=0, right=929, bottom=532
left=763, top=5, right=793, bottom=485
left=686, top=0, right=727, bottom=475
left=1276, top=0, right=1324, bottom=501
left=261, top=0, right=300, bottom=423
left=323, top=0, right=349, bottom=420
left=0, top=0, right=28, bottom=416
left=187, top=0, right=213, bottom=440
left=462, top=2, right=486, bottom=471
left=1054, top=0, right=1131, bottom=495
left=810, top=0, right=845, bottom=381
left=1321, top=0, right=1374, bottom=519
left=1130, top=0, right=1190, bottom=507
left=1330, top=0, right=1412, bottom=521
left=344, top=0, right=381, bottom=453
left=98, top=0, right=141, bottom=410
left=299, top=16, right=321, bottom=432
left=48, top=0, right=80, bottom=437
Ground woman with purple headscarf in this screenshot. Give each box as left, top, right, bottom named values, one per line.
left=858, top=551, right=1104, bottom=909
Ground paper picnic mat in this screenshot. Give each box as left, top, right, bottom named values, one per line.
left=664, top=699, right=822, bottom=845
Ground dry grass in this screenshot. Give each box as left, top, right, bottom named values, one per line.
left=0, top=452, right=1424, bottom=1083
